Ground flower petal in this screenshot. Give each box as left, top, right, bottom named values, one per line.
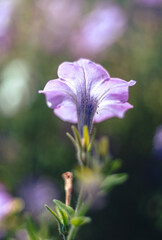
left=39, top=79, right=75, bottom=109
left=76, top=59, right=110, bottom=93
left=58, top=59, right=110, bottom=95
left=54, top=100, right=77, bottom=123
left=93, top=101, right=134, bottom=122
left=96, top=78, right=136, bottom=103
left=58, top=61, right=84, bottom=92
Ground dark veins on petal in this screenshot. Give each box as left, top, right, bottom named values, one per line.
left=77, top=96, right=97, bottom=136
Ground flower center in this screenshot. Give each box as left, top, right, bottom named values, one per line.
left=77, top=96, right=97, bottom=136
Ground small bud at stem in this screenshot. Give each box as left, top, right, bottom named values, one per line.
left=62, top=171, right=73, bottom=206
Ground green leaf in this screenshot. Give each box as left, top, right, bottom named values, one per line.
left=108, top=159, right=122, bottom=173
left=57, top=207, right=69, bottom=227
left=45, top=205, right=66, bottom=236
left=45, top=204, right=62, bottom=225
left=56, top=207, right=69, bottom=235
left=101, top=173, right=128, bottom=192
left=26, top=216, right=39, bottom=240
left=53, top=200, right=75, bottom=217
left=71, top=216, right=91, bottom=226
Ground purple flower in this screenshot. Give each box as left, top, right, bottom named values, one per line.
left=70, top=3, right=127, bottom=58
left=32, top=0, right=82, bottom=53
left=39, top=59, right=136, bottom=134
left=18, top=177, right=60, bottom=219
left=135, top=0, right=162, bottom=7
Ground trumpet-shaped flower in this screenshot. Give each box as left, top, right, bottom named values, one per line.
left=39, top=59, right=136, bottom=134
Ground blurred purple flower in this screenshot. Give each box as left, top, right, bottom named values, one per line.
left=153, top=125, right=162, bottom=160
left=70, top=3, right=127, bottom=58
left=15, top=229, right=29, bottom=240
left=0, top=0, right=16, bottom=56
left=135, top=0, right=162, bottom=7
left=18, top=177, right=60, bottom=219
left=0, top=183, right=13, bottom=221
left=33, top=0, right=81, bottom=53
left=39, top=59, right=136, bottom=134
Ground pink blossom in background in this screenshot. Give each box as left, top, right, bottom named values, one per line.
left=0, top=0, right=17, bottom=56
left=39, top=59, right=136, bottom=134
left=33, top=0, right=82, bottom=53
left=0, top=183, right=14, bottom=221
left=70, top=3, right=127, bottom=58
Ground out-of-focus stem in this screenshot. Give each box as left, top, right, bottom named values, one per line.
left=75, top=186, right=84, bottom=214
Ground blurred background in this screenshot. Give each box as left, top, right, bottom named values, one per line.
left=0, top=0, right=162, bottom=239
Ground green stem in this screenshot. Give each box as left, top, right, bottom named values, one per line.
left=67, top=187, right=85, bottom=240
left=67, top=132, right=90, bottom=240
left=64, top=235, right=68, bottom=240
left=67, top=225, right=77, bottom=240
left=75, top=186, right=84, bottom=214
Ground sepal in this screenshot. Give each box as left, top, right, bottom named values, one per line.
left=71, top=126, right=82, bottom=149
left=66, top=132, right=78, bottom=150
left=82, top=126, right=90, bottom=151
left=67, top=125, right=96, bottom=165
left=87, top=127, right=96, bottom=152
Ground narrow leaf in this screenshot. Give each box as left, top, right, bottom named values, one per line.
left=45, top=204, right=62, bottom=225
left=26, top=216, right=38, bottom=240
